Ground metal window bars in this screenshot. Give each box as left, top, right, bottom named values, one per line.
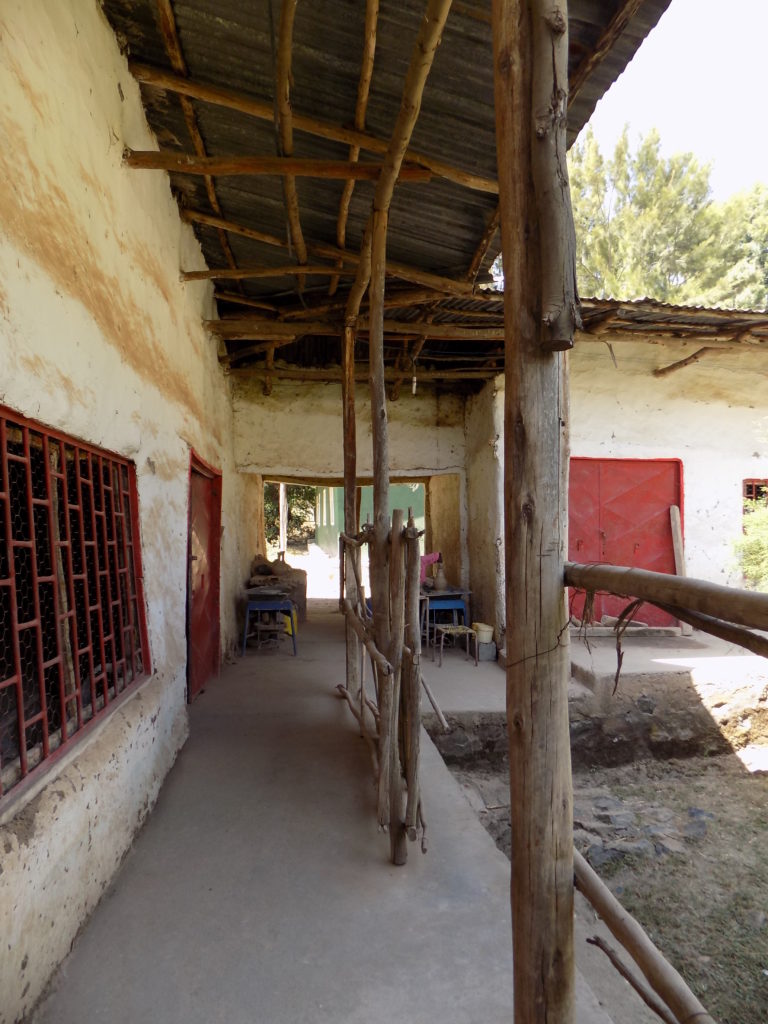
left=0, top=409, right=150, bottom=797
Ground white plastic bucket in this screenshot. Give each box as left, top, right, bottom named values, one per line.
left=472, top=622, right=493, bottom=644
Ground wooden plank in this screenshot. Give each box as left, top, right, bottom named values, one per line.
left=129, top=61, right=499, bottom=194
left=124, top=151, right=432, bottom=180
left=669, top=505, right=693, bottom=635
left=564, top=562, right=768, bottom=633
left=492, top=2, right=575, bottom=1021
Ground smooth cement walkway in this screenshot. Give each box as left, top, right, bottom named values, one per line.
left=33, top=603, right=626, bottom=1024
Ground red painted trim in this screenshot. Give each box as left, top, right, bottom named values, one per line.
left=187, top=451, right=223, bottom=700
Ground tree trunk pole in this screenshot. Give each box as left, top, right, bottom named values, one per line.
left=342, top=325, right=362, bottom=699
left=492, top=2, right=575, bottom=1022
left=278, top=482, right=288, bottom=553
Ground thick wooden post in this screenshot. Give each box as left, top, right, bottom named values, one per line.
left=278, top=483, right=288, bottom=553
left=492, top=2, right=575, bottom=1022
left=342, top=324, right=362, bottom=699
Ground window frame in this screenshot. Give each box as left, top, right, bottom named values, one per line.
left=0, top=404, right=151, bottom=802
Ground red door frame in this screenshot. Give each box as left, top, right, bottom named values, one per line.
left=187, top=451, right=222, bottom=701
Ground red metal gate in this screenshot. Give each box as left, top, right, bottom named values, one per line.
left=187, top=455, right=221, bottom=701
left=568, top=458, right=683, bottom=627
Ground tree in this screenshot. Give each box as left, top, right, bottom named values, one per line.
left=734, top=500, right=768, bottom=592
left=568, top=127, right=721, bottom=303
left=263, top=483, right=317, bottom=547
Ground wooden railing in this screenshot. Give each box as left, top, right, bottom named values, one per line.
left=564, top=559, right=768, bottom=1024
left=337, top=509, right=442, bottom=863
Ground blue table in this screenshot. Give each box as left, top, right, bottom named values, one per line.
left=242, top=595, right=297, bottom=656
left=420, top=587, right=470, bottom=647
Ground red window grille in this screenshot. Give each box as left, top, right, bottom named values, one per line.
left=0, top=407, right=150, bottom=798
left=744, top=479, right=768, bottom=503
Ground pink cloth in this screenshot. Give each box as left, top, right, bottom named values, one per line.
left=420, top=552, right=441, bottom=583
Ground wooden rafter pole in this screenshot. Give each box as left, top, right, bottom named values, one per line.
left=184, top=265, right=357, bottom=282
left=226, top=365, right=499, bottom=380
left=275, top=0, right=308, bottom=272
left=209, top=317, right=504, bottom=341
left=124, top=151, right=431, bottom=180
left=331, top=0, right=379, bottom=297
left=465, top=206, right=501, bottom=283
left=492, top=0, right=574, bottom=1021
left=568, top=0, right=644, bottom=102
left=153, top=0, right=240, bottom=281
left=182, top=209, right=475, bottom=297
left=129, top=61, right=499, bottom=194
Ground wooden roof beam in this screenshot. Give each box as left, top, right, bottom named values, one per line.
left=154, top=0, right=241, bottom=287
left=331, top=0, right=380, bottom=297
left=227, top=365, right=497, bottom=381
left=183, top=265, right=357, bottom=282
left=123, top=151, right=432, bottom=180
left=181, top=209, right=474, bottom=297
left=275, top=0, right=307, bottom=272
left=209, top=316, right=505, bottom=342
left=129, top=62, right=499, bottom=195
left=568, top=0, right=646, bottom=103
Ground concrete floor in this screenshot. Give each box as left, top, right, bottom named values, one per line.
left=33, top=602, right=636, bottom=1024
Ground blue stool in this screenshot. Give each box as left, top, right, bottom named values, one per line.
left=242, top=598, right=297, bottom=656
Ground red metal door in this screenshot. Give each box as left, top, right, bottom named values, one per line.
left=568, top=458, right=682, bottom=626
left=188, top=458, right=222, bottom=701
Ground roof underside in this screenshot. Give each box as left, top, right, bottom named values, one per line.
left=104, top=0, right=675, bottom=388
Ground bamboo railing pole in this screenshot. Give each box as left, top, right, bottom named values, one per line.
left=652, top=601, right=768, bottom=660
left=387, top=509, right=407, bottom=864
left=565, top=562, right=768, bottom=633
left=574, top=850, right=716, bottom=1024
left=493, top=1, right=575, bottom=1021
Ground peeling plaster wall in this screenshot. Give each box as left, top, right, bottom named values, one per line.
left=571, top=343, right=768, bottom=585
left=233, top=379, right=466, bottom=479
left=0, top=3, right=255, bottom=1018
left=465, top=380, right=505, bottom=644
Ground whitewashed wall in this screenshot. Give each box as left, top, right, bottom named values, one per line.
left=571, top=340, right=768, bottom=585
left=0, top=3, right=256, bottom=1018
left=233, top=379, right=466, bottom=479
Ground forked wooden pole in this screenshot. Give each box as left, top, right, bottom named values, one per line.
left=493, top=1, right=575, bottom=1021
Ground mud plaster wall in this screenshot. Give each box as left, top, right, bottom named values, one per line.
left=465, top=381, right=505, bottom=644
left=571, top=341, right=768, bottom=585
left=233, top=379, right=466, bottom=479
left=0, top=3, right=255, bottom=1018
left=427, top=474, right=469, bottom=591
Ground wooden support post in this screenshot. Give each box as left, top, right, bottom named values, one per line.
left=387, top=508, right=407, bottom=864
left=493, top=2, right=575, bottom=1022
left=342, top=323, right=362, bottom=705
left=278, top=483, right=288, bottom=554
left=404, top=515, right=422, bottom=837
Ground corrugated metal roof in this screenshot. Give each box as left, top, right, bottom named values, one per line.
left=103, top=0, right=675, bottom=382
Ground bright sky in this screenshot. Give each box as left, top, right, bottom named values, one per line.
left=583, top=0, right=768, bottom=201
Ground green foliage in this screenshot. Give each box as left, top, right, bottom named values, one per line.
left=263, top=483, right=317, bottom=547
left=734, top=500, right=768, bottom=591
left=566, top=128, right=768, bottom=310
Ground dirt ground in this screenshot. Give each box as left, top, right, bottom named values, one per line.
left=452, top=752, right=768, bottom=1024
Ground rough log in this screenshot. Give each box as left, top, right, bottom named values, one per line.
left=465, top=205, right=501, bottom=283
left=332, top=0, right=380, bottom=296
left=530, top=0, right=580, bottom=351
left=574, top=850, right=716, bottom=1024
left=129, top=62, right=498, bottom=194
left=275, top=0, right=307, bottom=270
left=226, top=365, right=498, bottom=381
left=342, top=320, right=362, bottom=720
left=209, top=317, right=505, bottom=341
left=651, top=601, right=768, bottom=660
left=182, top=209, right=474, bottom=297
left=153, top=0, right=240, bottom=278
left=564, top=562, right=768, bottom=633
left=186, top=265, right=355, bottom=282
left=493, top=1, right=575, bottom=1021
left=404, top=515, right=422, bottom=834
left=124, top=150, right=431, bottom=180
left=342, top=600, right=392, bottom=676
left=387, top=508, right=407, bottom=864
